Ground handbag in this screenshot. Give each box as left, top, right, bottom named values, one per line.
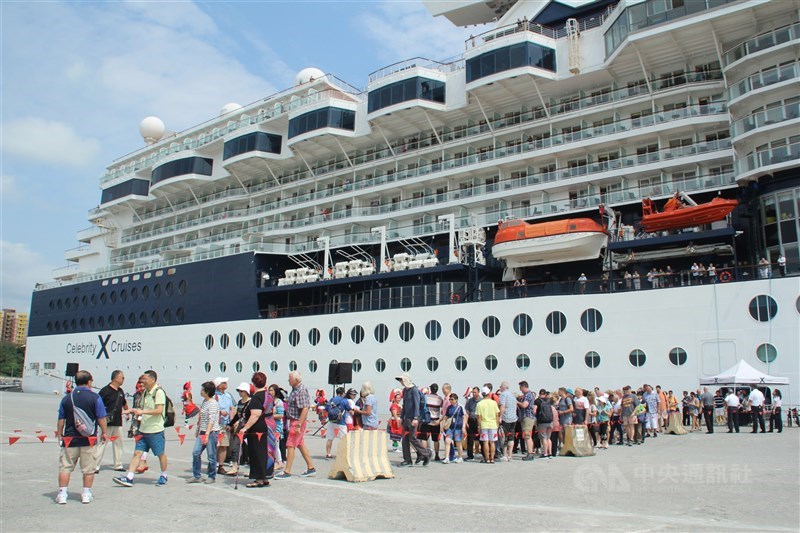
left=440, top=406, right=461, bottom=431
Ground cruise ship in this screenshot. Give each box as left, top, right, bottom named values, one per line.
left=24, top=0, right=799, bottom=405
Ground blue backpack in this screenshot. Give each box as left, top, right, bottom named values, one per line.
left=326, top=396, right=345, bottom=423
left=419, top=391, right=431, bottom=425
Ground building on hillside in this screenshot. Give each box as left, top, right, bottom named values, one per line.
left=1, top=309, right=29, bottom=345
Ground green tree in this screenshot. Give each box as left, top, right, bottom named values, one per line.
left=0, top=341, right=24, bottom=377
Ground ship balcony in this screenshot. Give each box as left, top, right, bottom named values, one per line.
left=149, top=156, right=214, bottom=194
left=723, top=22, right=800, bottom=73
left=736, top=140, right=800, bottom=183
left=727, top=60, right=800, bottom=109
left=286, top=101, right=358, bottom=146
left=730, top=101, right=800, bottom=146
left=52, top=264, right=80, bottom=280
left=366, top=63, right=448, bottom=120
left=64, top=244, right=98, bottom=262
left=76, top=225, right=105, bottom=242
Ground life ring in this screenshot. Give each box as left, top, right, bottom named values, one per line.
left=450, top=292, right=461, bottom=304
left=718, top=270, right=732, bottom=283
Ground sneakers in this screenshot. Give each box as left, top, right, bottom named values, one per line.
left=398, top=461, right=413, bottom=467
left=155, top=475, right=168, bottom=486
left=441, top=458, right=450, bottom=464
left=55, top=492, right=68, bottom=505
left=453, top=457, right=463, bottom=464
left=81, top=492, right=93, bottom=504
left=522, top=454, right=536, bottom=461
left=186, top=477, right=202, bottom=484
left=113, top=476, right=133, bottom=487
left=204, top=478, right=216, bottom=484
left=300, top=468, right=316, bottom=477
left=500, top=456, right=510, bottom=462
left=422, top=454, right=431, bottom=467
left=274, top=472, right=293, bottom=480
left=114, top=466, right=126, bottom=472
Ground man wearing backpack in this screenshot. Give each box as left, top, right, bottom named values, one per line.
left=396, top=374, right=431, bottom=467
left=534, top=389, right=554, bottom=458
left=56, top=370, right=108, bottom=504
left=114, top=370, right=169, bottom=487
left=324, top=387, right=351, bottom=459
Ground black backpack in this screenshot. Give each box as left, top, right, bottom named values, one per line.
left=155, top=387, right=176, bottom=427
left=536, top=399, right=553, bottom=424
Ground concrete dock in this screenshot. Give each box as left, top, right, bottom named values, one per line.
left=1, top=392, right=798, bottom=532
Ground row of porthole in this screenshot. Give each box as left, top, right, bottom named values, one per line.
left=47, top=308, right=185, bottom=332
left=204, top=310, right=604, bottom=351
left=47, top=280, right=188, bottom=312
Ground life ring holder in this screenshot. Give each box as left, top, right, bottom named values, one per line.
left=450, top=292, right=461, bottom=304
left=718, top=270, right=732, bottom=283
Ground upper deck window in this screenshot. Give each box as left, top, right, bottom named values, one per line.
left=288, top=107, right=355, bottom=139
left=223, top=132, right=282, bottom=160
left=368, top=77, right=445, bottom=113
left=466, top=42, right=556, bottom=82
left=151, top=157, right=212, bottom=185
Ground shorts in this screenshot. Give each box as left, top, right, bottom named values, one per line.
left=326, top=420, right=347, bottom=441
left=135, top=431, right=166, bottom=457
left=501, top=421, right=517, bottom=441
left=479, top=428, right=497, bottom=442
left=420, top=422, right=441, bottom=442
left=714, top=407, right=724, bottom=417
left=59, top=446, right=98, bottom=474
left=218, top=427, right=231, bottom=447
left=660, top=410, right=668, bottom=419
left=286, top=420, right=306, bottom=448
left=623, top=416, right=637, bottom=426
left=559, top=415, right=572, bottom=426
left=445, top=427, right=463, bottom=442
left=521, top=417, right=536, bottom=433
left=646, top=413, right=659, bottom=429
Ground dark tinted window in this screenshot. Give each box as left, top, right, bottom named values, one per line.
left=288, top=107, right=356, bottom=138
left=466, top=42, right=556, bottom=82
left=151, top=157, right=213, bottom=185
left=223, top=132, right=282, bottom=160
left=368, top=77, right=446, bottom=113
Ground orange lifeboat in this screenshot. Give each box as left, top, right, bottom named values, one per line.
left=493, top=218, right=608, bottom=268
left=641, top=196, right=738, bottom=233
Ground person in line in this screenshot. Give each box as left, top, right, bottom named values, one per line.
left=128, top=376, right=149, bottom=473
left=724, top=388, right=741, bottom=433
left=213, top=377, right=236, bottom=475
left=421, top=383, right=444, bottom=461
left=355, top=382, right=379, bottom=430
left=534, top=389, right=553, bottom=458
left=620, top=385, right=639, bottom=446
left=188, top=381, right=219, bottom=484
left=387, top=389, right=403, bottom=451
left=769, top=390, right=783, bottom=433
left=609, top=392, right=623, bottom=445
left=656, top=385, right=668, bottom=432
left=700, top=387, right=715, bottom=433
left=596, top=393, right=611, bottom=449
left=642, top=385, right=660, bottom=438
left=268, top=384, right=286, bottom=470
left=324, top=387, right=349, bottom=459
left=681, top=391, right=692, bottom=427
left=396, top=374, right=431, bottom=467
left=56, top=370, right=108, bottom=504
left=181, top=381, right=198, bottom=427
left=556, top=388, right=574, bottom=445
left=441, top=393, right=465, bottom=464
left=749, top=387, right=766, bottom=433
left=586, top=391, right=599, bottom=447
left=517, top=381, right=536, bottom=461
left=549, top=392, right=562, bottom=456
left=114, top=370, right=168, bottom=487
left=464, top=386, right=481, bottom=461
left=239, top=372, right=272, bottom=487
left=476, top=386, right=500, bottom=463
left=497, top=381, right=518, bottom=462
left=95, top=370, right=128, bottom=472
left=276, top=371, right=317, bottom=479
left=230, top=382, right=253, bottom=469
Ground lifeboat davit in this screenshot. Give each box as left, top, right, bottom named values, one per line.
left=493, top=218, right=608, bottom=268
left=641, top=196, right=738, bottom=233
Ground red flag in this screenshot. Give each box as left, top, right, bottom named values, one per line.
left=320, top=429, right=327, bottom=438
left=8, top=436, right=20, bottom=446
left=54, top=431, right=59, bottom=438
left=62, top=436, right=74, bottom=447
left=174, top=427, right=183, bottom=434
left=134, top=434, right=143, bottom=443
left=13, top=429, right=21, bottom=433
left=188, top=425, right=194, bottom=431
left=236, top=431, right=244, bottom=443
left=216, top=432, right=224, bottom=443
left=108, top=435, right=119, bottom=442
left=255, top=432, right=264, bottom=441
left=37, top=435, right=47, bottom=443
left=88, top=436, right=98, bottom=446
left=201, top=434, right=208, bottom=445
left=333, top=428, right=339, bottom=438
left=177, top=434, right=186, bottom=445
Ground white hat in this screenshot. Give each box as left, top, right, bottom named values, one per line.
left=213, top=377, right=228, bottom=387
left=235, top=382, right=250, bottom=393
left=482, top=386, right=491, bottom=395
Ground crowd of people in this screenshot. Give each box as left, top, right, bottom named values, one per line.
left=54, top=369, right=789, bottom=503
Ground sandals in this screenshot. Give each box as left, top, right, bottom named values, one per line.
left=246, top=481, right=269, bottom=488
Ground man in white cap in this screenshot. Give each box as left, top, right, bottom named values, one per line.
left=213, top=377, right=236, bottom=474
left=396, top=374, right=431, bottom=467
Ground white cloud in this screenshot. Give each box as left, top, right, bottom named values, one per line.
left=1, top=118, right=102, bottom=168
left=1, top=174, right=17, bottom=199
left=0, top=241, right=57, bottom=313
left=357, top=2, right=487, bottom=64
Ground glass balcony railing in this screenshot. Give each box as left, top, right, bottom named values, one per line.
left=727, top=61, right=799, bottom=101
left=731, top=101, right=800, bottom=138
left=737, top=141, right=800, bottom=175
left=723, top=23, right=800, bottom=67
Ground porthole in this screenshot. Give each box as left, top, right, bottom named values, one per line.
left=110, top=291, right=117, bottom=304
left=289, top=360, right=297, bottom=371
left=71, top=319, right=78, bottom=330
left=669, top=347, right=687, bottom=366
left=482, top=316, right=501, bottom=338
left=89, top=317, right=95, bottom=328
left=424, top=320, right=441, bottom=341
left=97, top=316, right=104, bottom=328
left=178, top=280, right=187, bottom=295
left=49, top=300, right=55, bottom=310
left=484, top=354, right=498, bottom=371
left=455, top=356, right=468, bottom=372
left=308, top=328, right=321, bottom=346
left=453, top=318, right=470, bottom=339
left=513, top=313, right=533, bottom=336
left=150, top=311, right=159, bottom=325
left=375, top=358, right=386, bottom=373
left=585, top=351, right=601, bottom=369
left=235, top=361, right=243, bottom=373
left=81, top=296, right=88, bottom=307
left=252, top=331, right=263, bottom=348
left=47, top=321, right=53, bottom=332
left=374, top=324, right=389, bottom=343
left=130, top=288, right=137, bottom=301
left=73, top=296, right=78, bottom=308
left=270, top=330, right=281, bottom=348
left=329, top=327, right=342, bottom=345
left=54, top=321, right=61, bottom=332
left=549, top=352, right=564, bottom=370
left=163, top=309, right=171, bottom=324
left=580, top=308, right=603, bottom=332
left=308, top=360, right=318, bottom=373
left=91, top=294, right=97, bottom=306
left=176, top=307, right=185, bottom=323
left=427, top=357, right=439, bottom=372
left=270, top=361, right=278, bottom=372
left=100, top=293, right=107, bottom=305
left=399, top=321, right=414, bottom=342
left=62, top=319, right=68, bottom=331
left=252, top=361, right=261, bottom=372
left=129, top=313, right=136, bottom=326
left=120, top=289, right=127, bottom=302
left=629, top=349, right=646, bottom=367
left=64, top=298, right=71, bottom=309
left=139, top=312, right=147, bottom=326
left=142, top=286, right=149, bottom=299
left=220, top=333, right=229, bottom=349
left=236, top=332, right=246, bottom=349
left=546, top=311, right=567, bottom=334
left=516, top=353, right=530, bottom=370
left=220, top=362, right=227, bottom=372
left=352, top=359, right=362, bottom=373
left=204, top=362, right=211, bottom=373
left=756, top=343, right=777, bottom=363
left=118, top=314, right=125, bottom=327
left=79, top=318, right=86, bottom=330
left=749, top=295, right=777, bottom=322
left=153, top=284, right=161, bottom=298
left=165, top=282, right=173, bottom=296
left=796, top=296, right=800, bottom=314
left=400, top=357, right=412, bottom=372
left=57, top=299, right=63, bottom=310
left=351, top=325, right=365, bottom=344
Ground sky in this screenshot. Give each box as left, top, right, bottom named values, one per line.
left=0, top=0, right=484, bottom=313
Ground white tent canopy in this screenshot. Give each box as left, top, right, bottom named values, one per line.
left=700, top=360, right=790, bottom=386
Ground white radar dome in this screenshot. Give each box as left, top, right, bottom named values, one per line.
left=220, top=102, right=243, bottom=115
left=295, top=67, right=325, bottom=86
left=139, top=116, right=165, bottom=145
